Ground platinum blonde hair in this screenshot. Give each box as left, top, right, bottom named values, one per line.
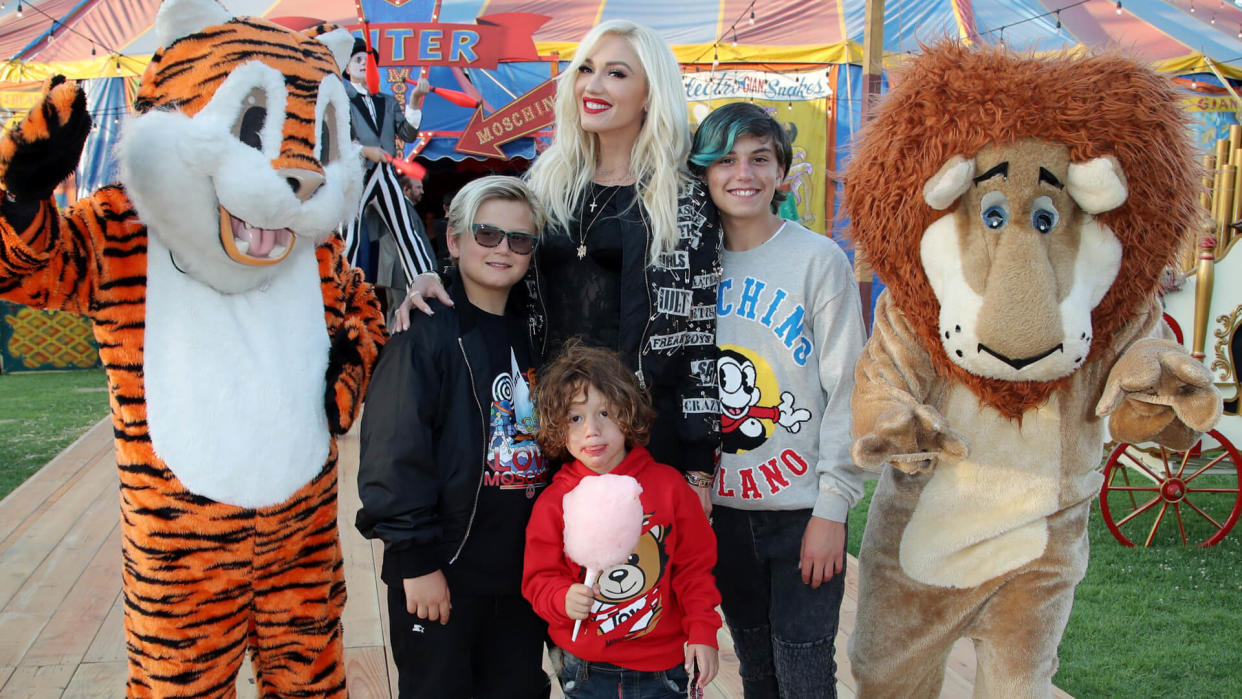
left=525, top=20, right=690, bottom=264
left=447, top=175, right=546, bottom=237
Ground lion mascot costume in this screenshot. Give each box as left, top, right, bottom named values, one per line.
left=0, top=0, right=384, bottom=695
left=843, top=44, right=1222, bottom=697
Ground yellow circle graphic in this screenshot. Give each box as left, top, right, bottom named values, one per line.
left=719, top=343, right=782, bottom=453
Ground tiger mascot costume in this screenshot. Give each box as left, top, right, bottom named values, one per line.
left=0, top=0, right=384, bottom=695
left=843, top=45, right=1222, bottom=696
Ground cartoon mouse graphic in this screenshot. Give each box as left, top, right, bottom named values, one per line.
left=718, top=348, right=811, bottom=453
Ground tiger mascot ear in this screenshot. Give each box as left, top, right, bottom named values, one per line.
left=304, top=23, right=355, bottom=74
left=154, top=0, right=230, bottom=46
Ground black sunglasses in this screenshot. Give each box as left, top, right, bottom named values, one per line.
left=470, top=223, right=538, bottom=255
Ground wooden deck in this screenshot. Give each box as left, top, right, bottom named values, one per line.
left=0, top=417, right=1070, bottom=698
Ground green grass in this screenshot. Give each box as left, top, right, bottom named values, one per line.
left=0, top=369, right=109, bottom=500
left=846, top=474, right=1242, bottom=698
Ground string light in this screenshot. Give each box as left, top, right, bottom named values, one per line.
left=977, top=0, right=1091, bottom=42
left=11, top=0, right=121, bottom=62
left=1190, top=1, right=1196, bottom=12
left=692, top=0, right=756, bottom=68
left=1115, top=1, right=1122, bottom=13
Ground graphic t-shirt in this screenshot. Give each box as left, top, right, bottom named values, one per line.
left=450, top=307, right=549, bottom=594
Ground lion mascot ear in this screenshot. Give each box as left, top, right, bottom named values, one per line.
left=922, top=155, right=975, bottom=211
left=1066, top=156, right=1128, bottom=214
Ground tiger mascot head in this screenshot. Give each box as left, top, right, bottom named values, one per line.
left=118, top=0, right=361, bottom=293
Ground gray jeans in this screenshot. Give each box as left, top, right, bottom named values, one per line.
left=713, top=506, right=845, bottom=699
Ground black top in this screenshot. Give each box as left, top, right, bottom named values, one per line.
left=539, top=184, right=638, bottom=357
left=449, top=305, right=547, bottom=594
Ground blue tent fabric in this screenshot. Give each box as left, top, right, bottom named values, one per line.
left=76, top=77, right=127, bottom=199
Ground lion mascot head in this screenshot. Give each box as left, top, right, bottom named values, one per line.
left=844, top=43, right=1200, bottom=418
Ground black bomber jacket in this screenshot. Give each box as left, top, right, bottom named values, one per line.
left=355, top=270, right=539, bottom=584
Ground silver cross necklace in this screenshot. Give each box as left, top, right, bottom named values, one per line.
left=576, top=184, right=620, bottom=259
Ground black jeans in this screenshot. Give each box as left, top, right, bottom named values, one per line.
left=713, top=506, right=845, bottom=699
left=386, top=585, right=550, bottom=699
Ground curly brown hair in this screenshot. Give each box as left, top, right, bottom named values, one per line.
left=534, top=341, right=657, bottom=461
left=844, top=43, right=1201, bottom=418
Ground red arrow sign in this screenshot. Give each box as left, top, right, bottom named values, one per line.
left=454, top=78, right=557, bottom=158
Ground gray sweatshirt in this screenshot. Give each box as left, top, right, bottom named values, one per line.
left=712, top=221, right=866, bottom=522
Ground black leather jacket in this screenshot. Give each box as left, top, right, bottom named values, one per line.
left=525, top=177, right=723, bottom=475
left=355, top=271, right=538, bottom=584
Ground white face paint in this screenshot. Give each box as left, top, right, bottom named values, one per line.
left=920, top=212, right=1122, bottom=382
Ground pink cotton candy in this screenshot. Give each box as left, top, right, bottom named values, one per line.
left=563, top=474, right=645, bottom=572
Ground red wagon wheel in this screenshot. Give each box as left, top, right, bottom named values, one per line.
left=1099, top=429, right=1242, bottom=547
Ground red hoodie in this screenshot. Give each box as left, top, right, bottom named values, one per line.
left=522, top=446, right=721, bottom=671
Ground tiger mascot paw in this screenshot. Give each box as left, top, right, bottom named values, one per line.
left=0, top=75, right=92, bottom=202
left=325, top=316, right=367, bottom=434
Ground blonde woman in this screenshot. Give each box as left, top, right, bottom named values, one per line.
left=399, top=20, right=722, bottom=509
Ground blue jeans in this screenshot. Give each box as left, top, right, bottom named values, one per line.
left=557, top=650, right=690, bottom=699
left=713, top=506, right=845, bottom=699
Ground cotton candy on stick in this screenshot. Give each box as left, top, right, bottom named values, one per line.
left=562, top=473, right=644, bottom=641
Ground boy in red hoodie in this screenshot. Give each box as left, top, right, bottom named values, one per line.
left=523, top=343, right=721, bottom=697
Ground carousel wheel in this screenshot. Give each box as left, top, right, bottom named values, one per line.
left=1099, top=430, right=1242, bottom=547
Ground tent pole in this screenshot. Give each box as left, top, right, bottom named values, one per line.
left=858, top=0, right=885, bottom=331
left=861, top=0, right=885, bottom=125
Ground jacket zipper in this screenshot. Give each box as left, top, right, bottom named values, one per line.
left=449, top=337, right=488, bottom=564
left=533, top=256, right=548, bottom=357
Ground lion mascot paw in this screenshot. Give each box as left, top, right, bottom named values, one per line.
left=843, top=43, right=1220, bottom=697
left=0, top=0, right=384, bottom=695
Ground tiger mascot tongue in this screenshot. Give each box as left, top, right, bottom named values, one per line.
left=845, top=44, right=1221, bottom=696
left=0, top=0, right=383, bottom=695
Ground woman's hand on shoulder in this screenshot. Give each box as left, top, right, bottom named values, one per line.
left=391, top=271, right=453, bottom=332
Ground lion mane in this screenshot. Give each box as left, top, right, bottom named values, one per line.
left=844, top=42, right=1201, bottom=418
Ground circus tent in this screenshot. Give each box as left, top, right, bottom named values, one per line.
left=0, top=0, right=1236, bottom=208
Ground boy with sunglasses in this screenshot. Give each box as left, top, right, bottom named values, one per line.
left=357, top=176, right=552, bottom=698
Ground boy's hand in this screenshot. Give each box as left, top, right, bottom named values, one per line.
left=563, top=583, right=594, bottom=620
left=799, top=516, right=845, bottom=589
left=404, top=570, right=451, bottom=624
left=684, top=643, right=719, bottom=689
